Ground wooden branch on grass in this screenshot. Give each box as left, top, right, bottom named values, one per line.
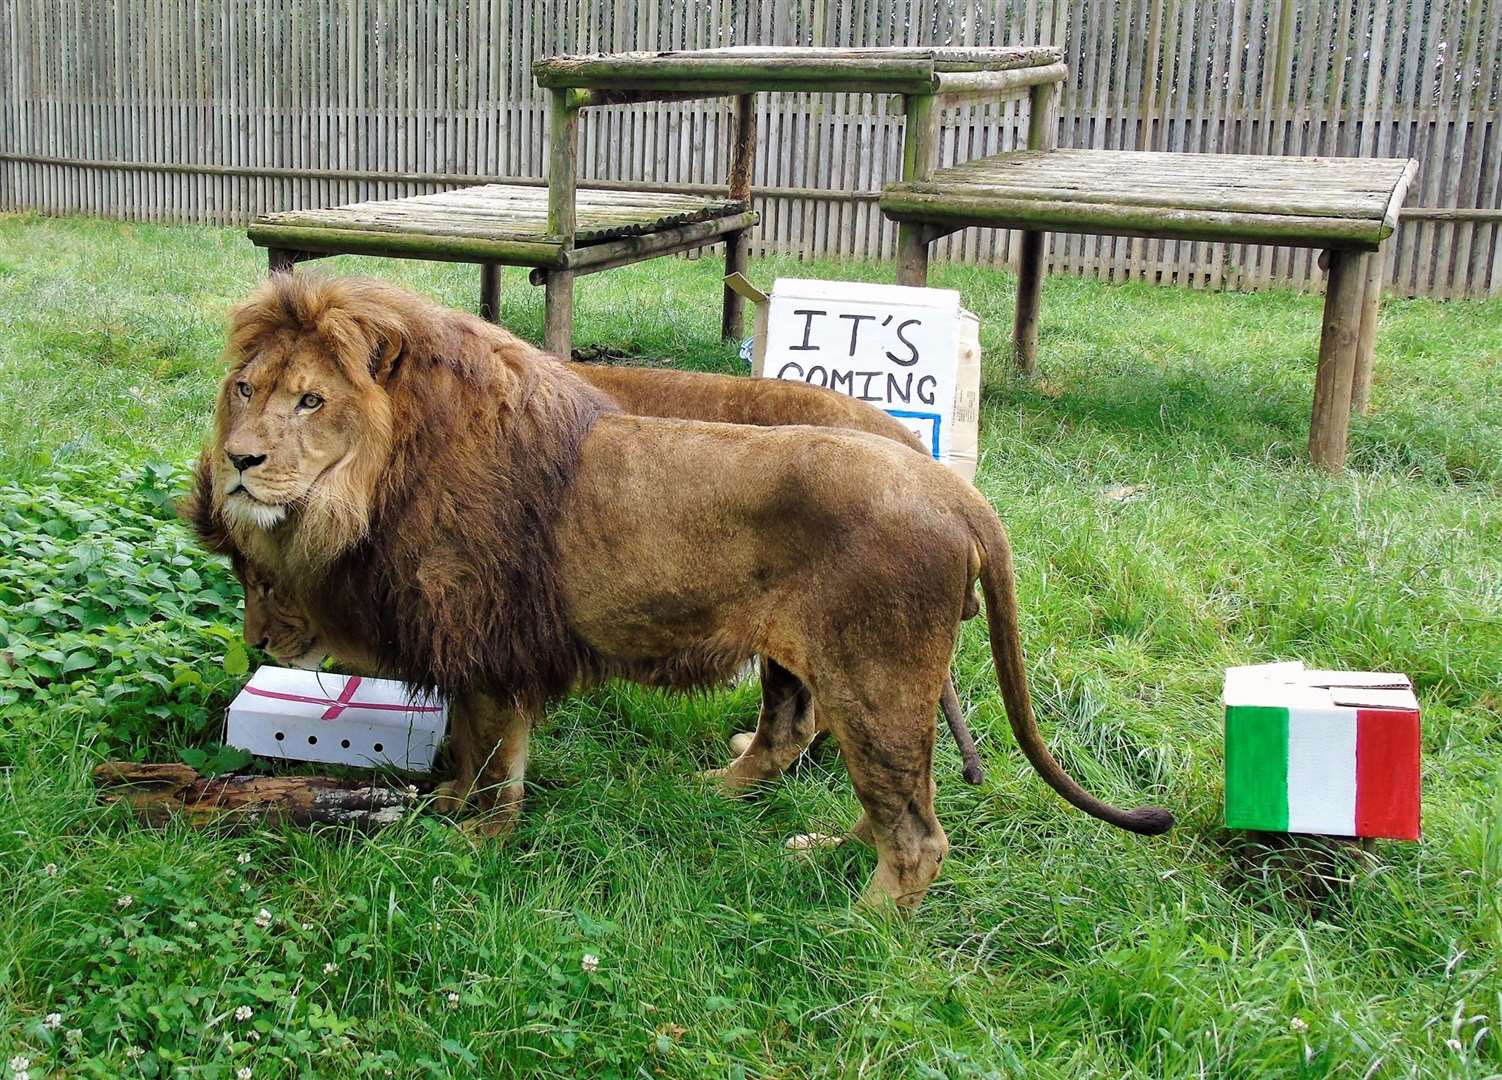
left=93, top=762, right=418, bottom=832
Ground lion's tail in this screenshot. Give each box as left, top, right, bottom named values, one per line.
left=965, top=503, right=1174, bottom=836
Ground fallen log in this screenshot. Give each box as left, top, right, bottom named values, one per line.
left=93, top=761, right=421, bottom=832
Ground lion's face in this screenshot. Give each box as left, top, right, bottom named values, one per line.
left=214, top=339, right=376, bottom=531
left=210, top=277, right=405, bottom=573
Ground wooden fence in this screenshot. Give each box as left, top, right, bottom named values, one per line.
left=1, top=0, right=1498, bottom=297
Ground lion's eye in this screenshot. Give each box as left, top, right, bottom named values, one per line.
left=236, top=380, right=253, bottom=400
left=298, top=393, right=323, bottom=411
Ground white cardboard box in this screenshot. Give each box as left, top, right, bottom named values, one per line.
left=226, top=666, right=448, bottom=772
left=729, top=275, right=982, bottom=480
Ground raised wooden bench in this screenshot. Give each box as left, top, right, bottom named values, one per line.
left=248, top=184, right=757, bottom=352
left=251, top=46, right=1065, bottom=358
left=882, top=148, right=1418, bottom=473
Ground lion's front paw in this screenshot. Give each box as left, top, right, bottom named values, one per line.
left=700, top=762, right=771, bottom=798
left=430, top=780, right=470, bottom=815
left=460, top=803, right=520, bottom=842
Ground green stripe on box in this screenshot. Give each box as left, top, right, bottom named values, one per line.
left=1225, top=705, right=1289, bottom=830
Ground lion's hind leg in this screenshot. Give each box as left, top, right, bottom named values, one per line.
left=708, top=658, right=816, bottom=795
left=821, top=685, right=949, bottom=912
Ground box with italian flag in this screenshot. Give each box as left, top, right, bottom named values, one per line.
left=1223, top=662, right=1420, bottom=840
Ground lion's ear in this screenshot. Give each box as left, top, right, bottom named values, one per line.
left=368, top=332, right=404, bottom=385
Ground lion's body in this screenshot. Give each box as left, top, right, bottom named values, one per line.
left=210, top=357, right=983, bottom=779
left=568, top=362, right=930, bottom=456
left=193, top=275, right=1171, bottom=910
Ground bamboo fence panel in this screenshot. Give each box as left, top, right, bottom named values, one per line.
left=0, top=0, right=1497, bottom=296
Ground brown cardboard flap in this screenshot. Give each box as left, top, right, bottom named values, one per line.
left=722, top=273, right=768, bottom=305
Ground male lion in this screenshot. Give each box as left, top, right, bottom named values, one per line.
left=193, top=275, right=1172, bottom=909
left=198, top=361, right=985, bottom=783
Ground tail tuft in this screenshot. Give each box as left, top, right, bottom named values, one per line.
left=1121, top=806, right=1175, bottom=835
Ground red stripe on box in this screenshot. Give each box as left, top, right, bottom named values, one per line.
left=1355, top=708, right=1421, bottom=840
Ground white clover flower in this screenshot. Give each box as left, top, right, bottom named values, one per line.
left=236, top=852, right=251, bottom=865
left=234, top=1005, right=254, bottom=1022
left=8, top=1058, right=30, bottom=1074
left=43, top=1012, right=62, bottom=1030
left=322, top=962, right=338, bottom=974
left=253, top=908, right=272, bottom=929
left=237, top=1068, right=253, bottom=1080
left=404, top=784, right=419, bottom=802
left=446, top=991, right=460, bottom=1009
left=184, top=920, right=199, bottom=931
left=1447, top=1038, right=1463, bottom=1052
left=580, top=953, right=600, bottom=974
left=1289, top=1016, right=1308, bottom=1033
left=42, top=863, right=59, bottom=878
left=124, top=1046, right=145, bottom=1060
left=300, top=922, right=312, bottom=932
left=66, top=1028, right=82, bottom=1042
left=116, top=894, right=133, bottom=909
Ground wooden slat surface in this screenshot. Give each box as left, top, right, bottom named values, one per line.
left=253, top=182, right=749, bottom=245
left=884, top=149, right=1417, bottom=247
left=534, top=45, right=1065, bottom=91
left=898, top=149, right=1414, bottom=219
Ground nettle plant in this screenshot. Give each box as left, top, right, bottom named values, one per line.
left=0, top=459, right=251, bottom=765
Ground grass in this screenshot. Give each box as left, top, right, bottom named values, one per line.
left=0, top=210, right=1499, bottom=1078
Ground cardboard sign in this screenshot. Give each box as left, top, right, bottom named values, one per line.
left=1223, top=662, right=1420, bottom=840
left=226, top=667, right=448, bottom=772
left=732, top=277, right=981, bottom=480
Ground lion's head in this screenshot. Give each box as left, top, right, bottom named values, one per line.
left=240, top=559, right=328, bottom=669
left=210, top=275, right=416, bottom=577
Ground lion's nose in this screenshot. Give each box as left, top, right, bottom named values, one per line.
left=227, top=451, right=267, bottom=472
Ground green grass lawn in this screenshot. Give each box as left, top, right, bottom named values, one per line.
left=1, top=211, right=1499, bottom=1078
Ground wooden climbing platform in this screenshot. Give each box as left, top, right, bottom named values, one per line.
left=882, top=149, right=1417, bottom=250
left=248, top=183, right=755, bottom=271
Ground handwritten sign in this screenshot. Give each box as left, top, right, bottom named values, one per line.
left=750, top=279, right=979, bottom=479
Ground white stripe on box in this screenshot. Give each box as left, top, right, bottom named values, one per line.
left=1285, top=706, right=1358, bottom=836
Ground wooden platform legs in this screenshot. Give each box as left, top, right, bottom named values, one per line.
left=1013, top=229, right=1046, bottom=376
left=1309, top=248, right=1372, bottom=474
left=479, top=263, right=502, bottom=323
left=1351, top=247, right=1386, bottom=416
left=722, top=93, right=757, bottom=342
left=267, top=247, right=303, bottom=275
left=543, top=270, right=574, bottom=357
left=896, top=223, right=930, bottom=287
left=721, top=229, right=749, bottom=340
left=545, top=87, right=579, bottom=359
